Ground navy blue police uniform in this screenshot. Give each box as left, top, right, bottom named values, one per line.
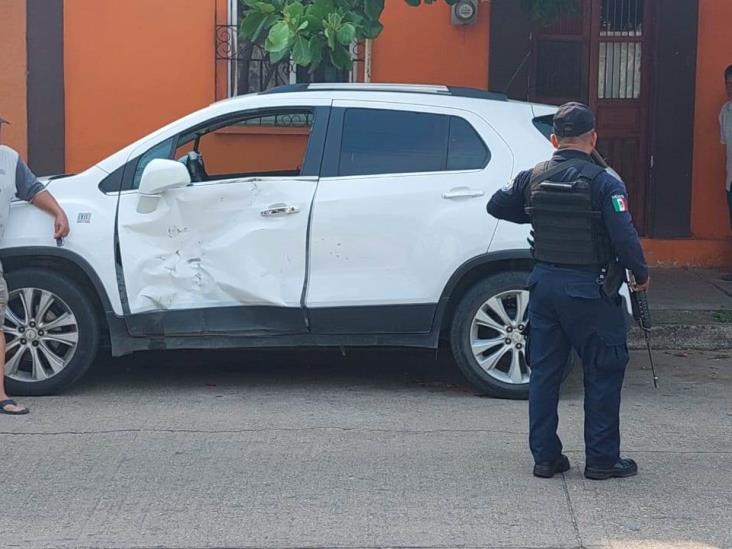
left=486, top=103, right=648, bottom=480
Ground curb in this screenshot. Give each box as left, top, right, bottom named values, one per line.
left=628, top=324, right=732, bottom=351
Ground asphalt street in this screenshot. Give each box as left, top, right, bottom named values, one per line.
left=1, top=347, right=730, bottom=549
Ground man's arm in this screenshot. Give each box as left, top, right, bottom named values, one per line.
left=15, top=159, right=70, bottom=239
left=31, top=191, right=70, bottom=238
left=600, top=176, right=648, bottom=286
left=486, top=171, right=531, bottom=224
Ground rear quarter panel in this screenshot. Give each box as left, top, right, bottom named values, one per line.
left=480, top=102, right=555, bottom=253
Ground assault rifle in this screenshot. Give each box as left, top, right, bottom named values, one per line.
left=629, top=275, right=659, bottom=389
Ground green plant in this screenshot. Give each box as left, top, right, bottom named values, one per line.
left=239, top=0, right=458, bottom=72
left=240, top=0, right=579, bottom=74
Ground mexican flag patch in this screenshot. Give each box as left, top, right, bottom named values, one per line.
left=612, top=195, right=628, bottom=213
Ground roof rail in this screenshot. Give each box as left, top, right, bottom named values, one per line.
left=261, top=83, right=508, bottom=101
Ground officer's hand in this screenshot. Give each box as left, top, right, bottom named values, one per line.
left=631, top=276, right=650, bottom=292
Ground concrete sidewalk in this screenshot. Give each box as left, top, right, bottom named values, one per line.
left=628, top=268, right=732, bottom=350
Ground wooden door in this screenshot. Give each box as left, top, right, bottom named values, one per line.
left=530, top=0, right=652, bottom=233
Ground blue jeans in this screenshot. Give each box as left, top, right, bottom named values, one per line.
left=527, top=264, right=629, bottom=468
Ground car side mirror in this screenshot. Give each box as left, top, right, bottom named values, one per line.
left=136, top=159, right=191, bottom=213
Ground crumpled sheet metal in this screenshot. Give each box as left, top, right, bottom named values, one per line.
left=119, top=180, right=314, bottom=313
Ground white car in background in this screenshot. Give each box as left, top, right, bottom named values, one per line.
left=1, top=83, right=571, bottom=399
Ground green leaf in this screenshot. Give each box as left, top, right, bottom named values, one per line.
left=330, top=43, right=352, bottom=70
left=346, top=12, right=364, bottom=27
left=364, top=0, right=385, bottom=20
left=254, top=1, right=276, bottom=14
left=305, top=0, right=334, bottom=31
left=291, top=34, right=312, bottom=66
left=283, top=1, right=305, bottom=21
left=266, top=21, right=293, bottom=53
left=337, top=23, right=356, bottom=45
left=308, top=35, right=325, bottom=70
left=240, top=11, right=269, bottom=41
left=324, top=26, right=336, bottom=50
left=362, top=19, right=383, bottom=39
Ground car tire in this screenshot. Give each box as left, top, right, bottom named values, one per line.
left=3, top=268, right=100, bottom=396
left=450, top=270, right=574, bottom=400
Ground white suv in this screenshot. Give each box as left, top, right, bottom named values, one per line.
left=1, top=83, right=562, bottom=399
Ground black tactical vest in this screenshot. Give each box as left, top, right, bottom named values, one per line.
left=523, top=158, right=614, bottom=267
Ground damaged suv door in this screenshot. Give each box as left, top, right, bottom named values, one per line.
left=115, top=105, right=329, bottom=336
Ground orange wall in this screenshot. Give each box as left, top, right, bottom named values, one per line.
left=0, top=0, right=28, bottom=157
left=691, top=0, right=732, bottom=240
left=198, top=129, right=309, bottom=175
left=63, top=0, right=224, bottom=173
left=371, top=0, right=490, bottom=88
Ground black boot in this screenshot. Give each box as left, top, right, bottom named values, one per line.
left=533, top=454, right=570, bottom=478
left=584, top=458, right=638, bottom=480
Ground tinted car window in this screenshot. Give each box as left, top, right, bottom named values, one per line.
left=447, top=116, right=490, bottom=170
left=339, top=109, right=448, bottom=176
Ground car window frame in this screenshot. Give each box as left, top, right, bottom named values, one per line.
left=320, top=105, right=491, bottom=179
left=104, top=105, right=331, bottom=193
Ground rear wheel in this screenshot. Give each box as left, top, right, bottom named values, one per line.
left=3, top=268, right=100, bottom=396
left=450, top=270, right=574, bottom=399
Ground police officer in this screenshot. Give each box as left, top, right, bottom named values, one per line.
left=486, top=102, right=649, bottom=480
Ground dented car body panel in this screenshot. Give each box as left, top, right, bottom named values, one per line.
left=117, top=176, right=317, bottom=313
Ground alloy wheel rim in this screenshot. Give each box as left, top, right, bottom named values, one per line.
left=470, top=289, right=531, bottom=385
left=3, top=288, right=79, bottom=382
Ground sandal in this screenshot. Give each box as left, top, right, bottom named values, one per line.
left=0, top=399, right=29, bottom=415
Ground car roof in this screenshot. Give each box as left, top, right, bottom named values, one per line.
left=260, top=83, right=509, bottom=102
left=96, top=84, right=538, bottom=174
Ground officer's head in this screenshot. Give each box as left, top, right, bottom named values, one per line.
left=725, top=65, right=732, bottom=100
left=550, top=102, right=597, bottom=153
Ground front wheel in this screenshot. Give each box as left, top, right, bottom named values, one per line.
left=3, top=268, right=100, bottom=396
left=450, top=270, right=574, bottom=399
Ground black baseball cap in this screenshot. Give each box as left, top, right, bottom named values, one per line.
left=553, top=102, right=595, bottom=137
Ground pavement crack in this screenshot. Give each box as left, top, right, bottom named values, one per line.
left=561, top=473, right=585, bottom=549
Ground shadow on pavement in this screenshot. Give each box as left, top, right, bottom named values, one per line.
left=72, top=346, right=490, bottom=396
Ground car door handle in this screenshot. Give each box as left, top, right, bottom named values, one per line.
left=442, top=187, right=485, bottom=199
left=261, top=204, right=300, bottom=217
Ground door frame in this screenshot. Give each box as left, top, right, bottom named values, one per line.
left=587, top=0, right=655, bottom=233
left=528, top=0, right=656, bottom=234
left=116, top=104, right=332, bottom=337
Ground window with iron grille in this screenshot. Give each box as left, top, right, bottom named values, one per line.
left=215, top=1, right=362, bottom=99
left=598, top=0, right=644, bottom=100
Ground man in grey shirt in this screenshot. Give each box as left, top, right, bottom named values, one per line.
left=720, top=67, right=732, bottom=282
left=0, top=117, right=70, bottom=415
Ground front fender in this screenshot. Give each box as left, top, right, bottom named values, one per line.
left=1, top=167, right=123, bottom=314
